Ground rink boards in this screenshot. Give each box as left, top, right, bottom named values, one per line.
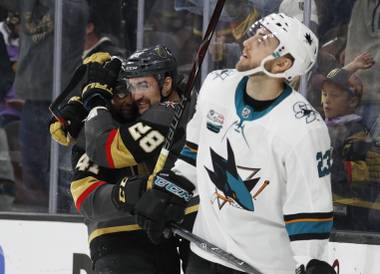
left=0, top=217, right=379, bottom=274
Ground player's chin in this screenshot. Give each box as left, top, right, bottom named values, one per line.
left=235, top=61, right=251, bottom=72
left=120, top=108, right=134, bottom=118
left=235, top=60, right=242, bottom=70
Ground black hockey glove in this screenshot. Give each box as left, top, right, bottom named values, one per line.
left=296, top=259, right=336, bottom=274
left=49, top=96, right=88, bottom=146
left=134, top=170, right=195, bottom=244
left=81, top=52, right=122, bottom=110
left=111, top=175, right=149, bottom=213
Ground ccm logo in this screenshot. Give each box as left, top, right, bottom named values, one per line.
left=154, top=176, right=193, bottom=202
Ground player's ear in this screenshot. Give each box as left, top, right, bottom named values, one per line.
left=271, top=55, right=293, bottom=74
left=161, top=76, right=173, bottom=97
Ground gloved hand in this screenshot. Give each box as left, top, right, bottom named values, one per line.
left=112, top=175, right=149, bottom=213
left=134, top=170, right=194, bottom=244
left=81, top=52, right=122, bottom=110
left=297, top=259, right=337, bottom=274
left=49, top=96, right=88, bottom=146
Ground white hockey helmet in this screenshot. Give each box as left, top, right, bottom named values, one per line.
left=241, top=13, right=318, bottom=81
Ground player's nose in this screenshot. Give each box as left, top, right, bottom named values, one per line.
left=243, top=36, right=255, bottom=48
left=131, top=90, right=144, bottom=101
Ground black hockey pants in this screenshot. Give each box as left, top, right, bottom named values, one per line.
left=94, top=244, right=180, bottom=274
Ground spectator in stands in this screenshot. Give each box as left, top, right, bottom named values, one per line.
left=320, top=52, right=377, bottom=230
left=0, top=12, right=22, bottom=126
left=209, top=0, right=260, bottom=69
left=344, top=0, right=380, bottom=130
left=279, top=0, right=319, bottom=33
left=83, top=0, right=126, bottom=59
left=0, top=31, right=15, bottom=211
left=0, top=0, right=88, bottom=211
left=315, top=0, right=356, bottom=45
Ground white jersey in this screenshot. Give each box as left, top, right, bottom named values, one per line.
left=173, top=69, right=333, bottom=274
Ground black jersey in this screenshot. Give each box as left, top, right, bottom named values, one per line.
left=84, top=102, right=186, bottom=170
left=70, top=101, right=198, bottom=263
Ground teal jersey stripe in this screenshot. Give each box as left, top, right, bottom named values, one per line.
left=285, top=220, right=333, bottom=236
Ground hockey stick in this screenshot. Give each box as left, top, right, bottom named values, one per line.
left=171, top=223, right=262, bottom=274
left=147, top=0, right=226, bottom=187
left=49, top=64, right=86, bottom=124
left=143, top=0, right=260, bottom=273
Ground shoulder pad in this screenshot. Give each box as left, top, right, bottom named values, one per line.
left=139, top=103, right=176, bottom=126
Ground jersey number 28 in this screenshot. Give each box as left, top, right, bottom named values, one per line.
left=129, top=122, right=165, bottom=153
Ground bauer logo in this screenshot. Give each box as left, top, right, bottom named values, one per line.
left=0, top=245, right=4, bottom=274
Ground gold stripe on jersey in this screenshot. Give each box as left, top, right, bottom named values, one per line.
left=285, top=217, right=333, bottom=224
left=71, top=176, right=106, bottom=210
left=107, top=129, right=138, bottom=168
left=89, top=224, right=142, bottom=243
left=185, top=204, right=199, bottom=215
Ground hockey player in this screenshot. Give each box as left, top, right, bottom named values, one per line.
left=127, top=13, right=336, bottom=274
left=50, top=46, right=196, bottom=273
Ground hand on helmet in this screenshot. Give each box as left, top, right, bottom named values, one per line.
left=81, top=52, right=122, bottom=110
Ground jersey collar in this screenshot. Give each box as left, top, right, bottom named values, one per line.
left=234, top=76, right=292, bottom=121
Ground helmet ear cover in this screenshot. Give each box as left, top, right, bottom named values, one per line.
left=154, top=73, right=175, bottom=102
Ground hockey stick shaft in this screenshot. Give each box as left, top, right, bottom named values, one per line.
left=171, top=224, right=262, bottom=274
left=145, top=0, right=259, bottom=272
left=49, top=64, right=86, bottom=123
left=147, top=0, right=226, bottom=186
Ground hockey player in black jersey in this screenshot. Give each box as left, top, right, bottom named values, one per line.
left=49, top=45, right=197, bottom=273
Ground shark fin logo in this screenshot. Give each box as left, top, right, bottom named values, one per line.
left=205, top=139, right=266, bottom=211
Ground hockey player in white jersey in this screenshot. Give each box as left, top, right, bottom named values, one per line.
left=131, top=13, right=336, bottom=274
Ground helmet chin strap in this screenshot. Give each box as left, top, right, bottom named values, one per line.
left=237, top=55, right=287, bottom=79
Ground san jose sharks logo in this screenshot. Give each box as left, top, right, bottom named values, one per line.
left=205, top=139, right=269, bottom=211
left=293, top=101, right=320, bottom=124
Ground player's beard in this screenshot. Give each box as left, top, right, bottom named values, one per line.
left=235, top=57, right=258, bottom=72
